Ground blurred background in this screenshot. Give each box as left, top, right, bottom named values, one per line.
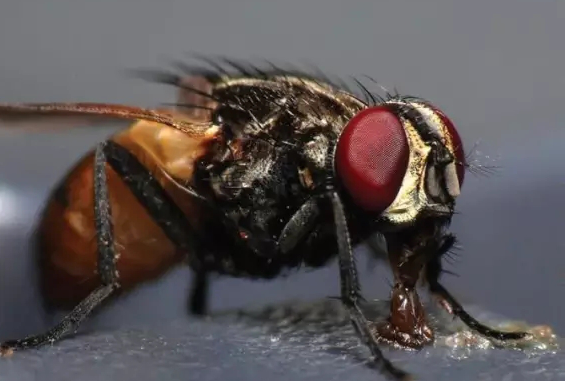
left=0, top=0, right=564, bottom=368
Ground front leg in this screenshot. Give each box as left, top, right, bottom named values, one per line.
left=328, top=192, right=411, bottom=381
left=425, top=234, right=530, bottom=342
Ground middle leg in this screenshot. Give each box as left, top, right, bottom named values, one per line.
left=329, top=191, right=411, bottom=381
left=188, top=270, right=209, bottom=316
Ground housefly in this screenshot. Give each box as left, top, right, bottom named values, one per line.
left=0, top=57, right=530, bottom=380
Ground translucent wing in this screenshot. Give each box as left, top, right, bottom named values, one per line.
left=0, top=102, right=211, bottom=136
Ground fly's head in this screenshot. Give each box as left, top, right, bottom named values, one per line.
left=334, top=97, right=465, bottom=228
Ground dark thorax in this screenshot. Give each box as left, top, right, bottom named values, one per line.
left=190, top=75, right=366, bottom=277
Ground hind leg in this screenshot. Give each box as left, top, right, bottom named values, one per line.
left=1, top=140, right=201, bottom=353
left=0, top=142, right=120, bottom=354
left=188, top=271, right=209, bottom=316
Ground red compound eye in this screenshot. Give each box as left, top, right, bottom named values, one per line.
left=335, top=106, right=410, bottom=213
left=431, top=107, right=465, bottom=186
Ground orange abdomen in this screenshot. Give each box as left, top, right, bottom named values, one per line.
left=38, top=119, right=218, bottom=308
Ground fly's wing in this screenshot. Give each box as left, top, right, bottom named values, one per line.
left=0, top=102, right=213, bottom=137
left=0, top=76, right=224, bottom=208
left=0, top=111, right=123, bottom=134
left=0, top=76, right=231, bottom=208
left=0, top=57, right=369, bottom=134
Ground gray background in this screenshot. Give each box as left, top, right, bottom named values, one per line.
left=0, top=0, right=565, bottom=380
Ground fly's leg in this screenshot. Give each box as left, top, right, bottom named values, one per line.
left=101, top=140, right=209, bottom=318
left=0, top=140, right=203, bottom=354
left=279, top=191, right=412, bottom=379
left=425, top=234, right=530, bottom=341
left=189, top=270, right=209, bottom=316
left=0, top=142, right=120, bottom=354
left=329, top=192, right=412, bottom=381
left=104, top=141, right=210, bottom=318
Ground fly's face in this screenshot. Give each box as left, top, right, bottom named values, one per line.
left=335, top=98, right=466, bottom=227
